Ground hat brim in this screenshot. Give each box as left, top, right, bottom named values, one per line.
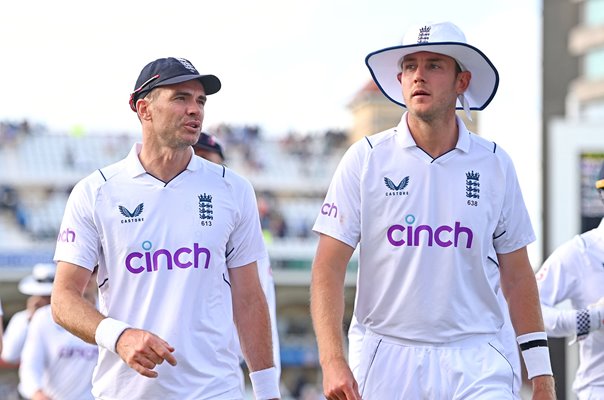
left=18, top=276, right=53, bottom=296
left=365, top=42, right=499, bottom=110
left=157, top=74, right=222, bottom=95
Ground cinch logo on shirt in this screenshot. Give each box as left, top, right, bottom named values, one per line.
left=58, top=346, right=98, bottom=360
left=57, top=228, right=76, bottom=243
left=125, top=241, right=211, bottom=274
left=321, top=202, right=338, bottom=218
left=387, top=214, right=474, bottom=248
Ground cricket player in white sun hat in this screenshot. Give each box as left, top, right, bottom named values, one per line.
left=311, top=21, right=555, bottom=399
left=2, top=263, right=56, bottom=365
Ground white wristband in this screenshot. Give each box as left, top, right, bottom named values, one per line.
left=249, top=366, right=280, bottom=400
left=95, top=317, right=131, bottom=354
left=589, top=305, right=604, bottom=331
left=517, top=332, right=553, bottom=379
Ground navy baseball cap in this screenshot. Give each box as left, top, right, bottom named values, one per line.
left=194, top=132, right=225, bottom=161
left=129, top=57, right=221, bottom=112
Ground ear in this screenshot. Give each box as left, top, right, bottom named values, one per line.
left=137, top=98, right=152, bottom=121
left=396, top=72, right=402, bottom=83
left=456, top=70, right=471, bottom=94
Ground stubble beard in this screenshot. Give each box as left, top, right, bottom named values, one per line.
left=408, top=95, right=457, bottom=124
left=411, top=108, right=437, bottom=124
left=162, top=123, right=201, bottom=150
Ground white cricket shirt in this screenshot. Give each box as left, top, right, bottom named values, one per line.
left=2, top=309, right=30, bottom=363
left=536, top=219, right=604, bottom=395
left=313, top=113, right=535, bottom=343
left=54, top=144, right=266, bottom=400
left=19, top=305, right=97, bottom=400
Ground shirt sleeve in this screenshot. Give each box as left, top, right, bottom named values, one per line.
left=536, top=237, right=584, bottom=337
left=312, top=142, right=364, bottom=248
left=225, top=177, right=267, bottom=269
left=492, top=150, right=536, bottom=254
left=53, top=177, right=101, bottom=270
left=1, top=310, right=30, bottom=363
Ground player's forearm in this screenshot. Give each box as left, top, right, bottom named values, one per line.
left=234, top=290, right=274, bottom=372
left=506, top=274, right=545, bottom=335
left=51, top=286, right=104, bottom=344
left=311, top=235, right=355, bottom=366
left=531, top=375, right=556, bottom=398
left=502, top=256, right=554, bottom=384
left=499, top=249, right=545, bottom=335
left=310, top=262, right=347, bottom=365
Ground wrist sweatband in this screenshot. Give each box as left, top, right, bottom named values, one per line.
left=95, top=318, right=131, bottom=354
left=577, top=306, right=604, bottom=341
left=589, top=305, right=604, bottom=331
left=517, top=332, right=553, bottom=379
left=249, top=366, right=280, bottom=400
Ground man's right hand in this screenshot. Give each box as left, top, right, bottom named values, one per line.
left=115, top=328, right=177, bottom=378
left=31, top=390, right=51, bottom=400
left=321, top=357, right=362, bottom=400
left=531, top=375, right=556, bottom=399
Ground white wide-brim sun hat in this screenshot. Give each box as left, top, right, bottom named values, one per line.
left=18, top=263, right=56, bottom=296
left=365, top=21, right=499, bottom=111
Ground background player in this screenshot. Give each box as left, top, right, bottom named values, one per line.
left=2, top=263, right=55, bottom=365
left=19, top=268, right=99, bottom=400
left=536, top=162, right=604, bottom=399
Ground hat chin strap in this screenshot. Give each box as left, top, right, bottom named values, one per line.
left=458, top=93, right=472, bottom=121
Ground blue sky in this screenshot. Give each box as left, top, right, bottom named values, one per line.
left=0, top=0, right=540, bottom=138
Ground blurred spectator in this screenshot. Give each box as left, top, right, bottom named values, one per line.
left=0, top=186, right=19, bottom=212
left=207, top=123, right=264, bottom=171
left=19, top=268, right=99, bottom=400
left=1, top=263, right=55, bottom=365
left=257, top=192, right=288, bottom=240
left=63, top=147, right=75, bottom=168
left=0, top=119, right=33, bottom=147
left=324, top=129, right=348, bottom=154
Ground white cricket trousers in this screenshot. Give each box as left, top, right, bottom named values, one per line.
left=355, top=330, right=517, bottom=400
